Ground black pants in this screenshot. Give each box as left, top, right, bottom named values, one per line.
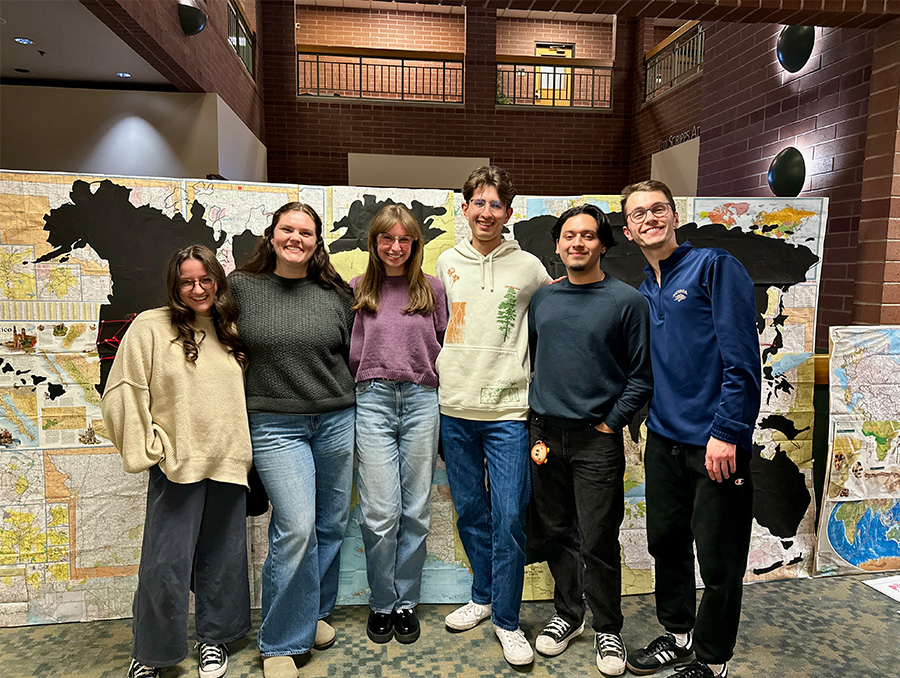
left=133, top=465, right=251, bottom=667
left=644, top=430, right=753, bottom=664
left=529, top=414, right=625, bottom=634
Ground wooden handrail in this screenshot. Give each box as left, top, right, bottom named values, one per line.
left=646, top=20, right=700, bottom=60
left=298, top=44, right=463, bottom=62
left=497, top=54, right=613, bottom=68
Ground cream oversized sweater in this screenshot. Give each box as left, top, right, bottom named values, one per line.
left=101, top=308, right=252, bottom=486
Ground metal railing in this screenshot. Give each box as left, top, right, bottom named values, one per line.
left=228, top=1, right=253, bottom=74
left=645, top=21, right=704, bottom=101
left=298, top=47, right=463, bottom=103
left=496, top=56, right=613, bottom=108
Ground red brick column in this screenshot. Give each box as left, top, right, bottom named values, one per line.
left=854, top=18, right=900, bottom=325
left=464, top=7, right=498, bottom=110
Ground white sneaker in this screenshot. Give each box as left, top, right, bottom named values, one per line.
left=445, top=600, right=491, bottom=631
left=494, top=625, right=534, bottom=666
left=595, top=632, right=627, bottom=676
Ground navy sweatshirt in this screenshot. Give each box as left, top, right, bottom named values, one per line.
left=639, top=242, right=761, bottom=450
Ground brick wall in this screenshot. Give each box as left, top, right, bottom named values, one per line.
left=697, top=22, right=876, bottom=348
left=496, top=18, right=614, bottom=59
left=264, top=2, right=636, bottom=196
left=295, top=7, right=465, bottom=53
left=82, top=0, right=264, bottom=139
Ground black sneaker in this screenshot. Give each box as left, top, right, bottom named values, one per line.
left=198, top=643, right=228, bottom=678
left=626, top=632, right=694, bottom=675
left=675, top=660, right=728, bottom=678
left=127, top=659, right=159, bottom=678
left=535, top=614, right=585, bottom=656
left=595, top=632, right=626, bottom=677
left=393, top=608, right=421, bottom=644
left=366, top=609, right=394, bottom=644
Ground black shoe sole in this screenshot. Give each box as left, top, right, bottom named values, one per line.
left=313, top=637, right=335, bottom=651
left=625, top=655, right=693, bottom=676
left=367, top=627, right=394, bottom=644
left=394, top=627, right=420, bottom=644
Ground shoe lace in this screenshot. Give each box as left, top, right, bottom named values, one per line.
left=645, top=633, right=677, bottom=655
left=596, top=633, right=625, bottom=658
left=130, top=660, right=158, bottom=678
left=501, top=628, right=530, bottom=649
left=543, top=615, right=570, bottom=638
left=675, top=661, right=712, bottom=677
left=199, top=643, right=226, bottom=668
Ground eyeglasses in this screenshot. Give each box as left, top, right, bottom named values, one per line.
left=626, top=202, right=673, bottom=224
left=178, top=277, right=215, bottom=292
left=377, top=233, right=414, bottom=247
left=468, top=199, right=507, bottom=213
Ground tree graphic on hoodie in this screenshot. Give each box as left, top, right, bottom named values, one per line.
left=497, top=286, right=518, bottom=342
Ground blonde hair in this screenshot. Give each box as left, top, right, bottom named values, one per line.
left=352, top=203, right=436, bottom=315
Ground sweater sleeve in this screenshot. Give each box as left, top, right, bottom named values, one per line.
left=431, top=276, right=449, bottom=343
left=604, top=289, right=653, bottom=432
left=100, top=316, right=168, bottom=473
left=707, top=254, right=762, bottom=444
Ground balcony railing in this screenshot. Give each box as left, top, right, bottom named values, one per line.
left=645, top=21, right=704, bottom=101
left=298, top=46, right=463, bottom=103
left=496, top=55, right=613, bottom=109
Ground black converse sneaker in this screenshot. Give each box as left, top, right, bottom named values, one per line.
left=127, top=659, right=159, bottom=678
left=595, top=632, right=627, bottom=676
left=198, top=643, right=228, bottom=678
left=626, top=632, right=694, bottom=674
left=535, top=614, right=585, bottom=656
left=675, top=660, right=728, bottom=678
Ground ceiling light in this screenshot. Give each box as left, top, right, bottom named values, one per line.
left=15, top=37, right=34, bottom=45
left=116, top=72, right=132, bottom=78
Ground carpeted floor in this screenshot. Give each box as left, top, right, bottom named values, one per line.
left=2, top=573, right=898, bottom=678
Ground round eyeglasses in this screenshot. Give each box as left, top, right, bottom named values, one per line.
left=178, top=277, right=215, bottom=292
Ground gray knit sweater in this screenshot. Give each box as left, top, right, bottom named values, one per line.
left=228, top=271, right=355, bottom=414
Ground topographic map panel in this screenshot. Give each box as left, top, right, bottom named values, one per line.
left=817, top=326, right=900, bottom=576
left=0, top=170, right=830, bottom=625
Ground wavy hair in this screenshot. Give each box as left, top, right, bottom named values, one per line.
left=166, top=244, right=248, bottom=369
left=238, top=202, right=351, bottom=294
left=462, top=165, right=516, bottom=209
left=352, top=203, right=436, bottom=315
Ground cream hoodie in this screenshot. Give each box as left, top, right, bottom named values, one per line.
left=436, top=238, right=550, bottom=421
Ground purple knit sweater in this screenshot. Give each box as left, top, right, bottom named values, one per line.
left=349, top=274, right=448, bottom=387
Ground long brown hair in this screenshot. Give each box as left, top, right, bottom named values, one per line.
left=166, top=244, right=248, bottom=369
left=239, top=201, right=351, bottom=294
left=352, top=203, right=436, bottom=315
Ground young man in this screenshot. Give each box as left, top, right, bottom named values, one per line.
left=528, top=205, right=652, bottom=677
left=620, top=180, right=761, bottom=678
left=436, top=165, right=550, bottom=666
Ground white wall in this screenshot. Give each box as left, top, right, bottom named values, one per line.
left=651, top=136, right=700, bottom=197
left=0, top=86, right=266, bottom=182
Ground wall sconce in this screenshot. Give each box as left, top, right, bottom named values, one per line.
left=777, top=26, right=815, bottom=73
left=178, top=0, right=207, bottom=36
left=768, top=146, right=806, bottom=197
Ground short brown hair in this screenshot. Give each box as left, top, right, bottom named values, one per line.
left=620, top=180, right=676, bottom=216
left=462, top=165, right=516, bottom=209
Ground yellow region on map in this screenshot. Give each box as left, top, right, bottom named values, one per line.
left=0, top=387, right=39, bottom=441
left=828, top=435, right=862, bottom=498
left=54, top=353, right=102, bottom=407
left=62, top=324, right=88, bottom=350
left=45, top=267, right=78, bottom=299
left=0, top=248, right=36, bottom=300
left=41, top=406, right=86, bottom=430
left=0, top=510, right=46, bottom=565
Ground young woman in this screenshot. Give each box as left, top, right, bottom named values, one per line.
left=350, top=204, right=447, bottom=644
left=102, top=244, right=252, bottom=678
left=228, top=203, right=355, bottom=678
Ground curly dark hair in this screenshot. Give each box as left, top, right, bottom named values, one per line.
left=238, top=202, right=351, bottom=295
left=166, top=244, right=248, bottom=369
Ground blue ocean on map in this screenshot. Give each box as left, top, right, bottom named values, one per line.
left=767, top=352, right=813, bottom=376
left=826, top=501, right=900, bottom=566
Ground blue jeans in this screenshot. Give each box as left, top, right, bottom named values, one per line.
left=249, top=407, right=355, bottom=657
left=355, top=379, right=439, bottom=613
left=440, top=415, right=530, bottom=631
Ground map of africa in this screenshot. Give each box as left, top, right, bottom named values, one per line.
left=816, top=326, right=900, bottom=575
left=0, top=170, right=828, bottom=626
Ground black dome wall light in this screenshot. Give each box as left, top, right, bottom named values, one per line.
left=178, top=0, right=207, bottom=37
left=768, top=147, right=806, bottom=197
left=777, top=26, right=815, bottom=73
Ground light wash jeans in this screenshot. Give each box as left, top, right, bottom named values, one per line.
left=355, top=379, right=439, bottom=613
left=440, top=415, right=530, bottom=631
left=249, top=407, right=354, bottom=657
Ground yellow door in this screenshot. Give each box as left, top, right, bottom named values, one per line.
left=535, top=45, right=573, bottom=106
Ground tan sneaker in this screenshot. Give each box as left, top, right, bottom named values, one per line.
left=314, top=619, right=336, bottom=650
left=262, top=656, right=299, bottom=678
